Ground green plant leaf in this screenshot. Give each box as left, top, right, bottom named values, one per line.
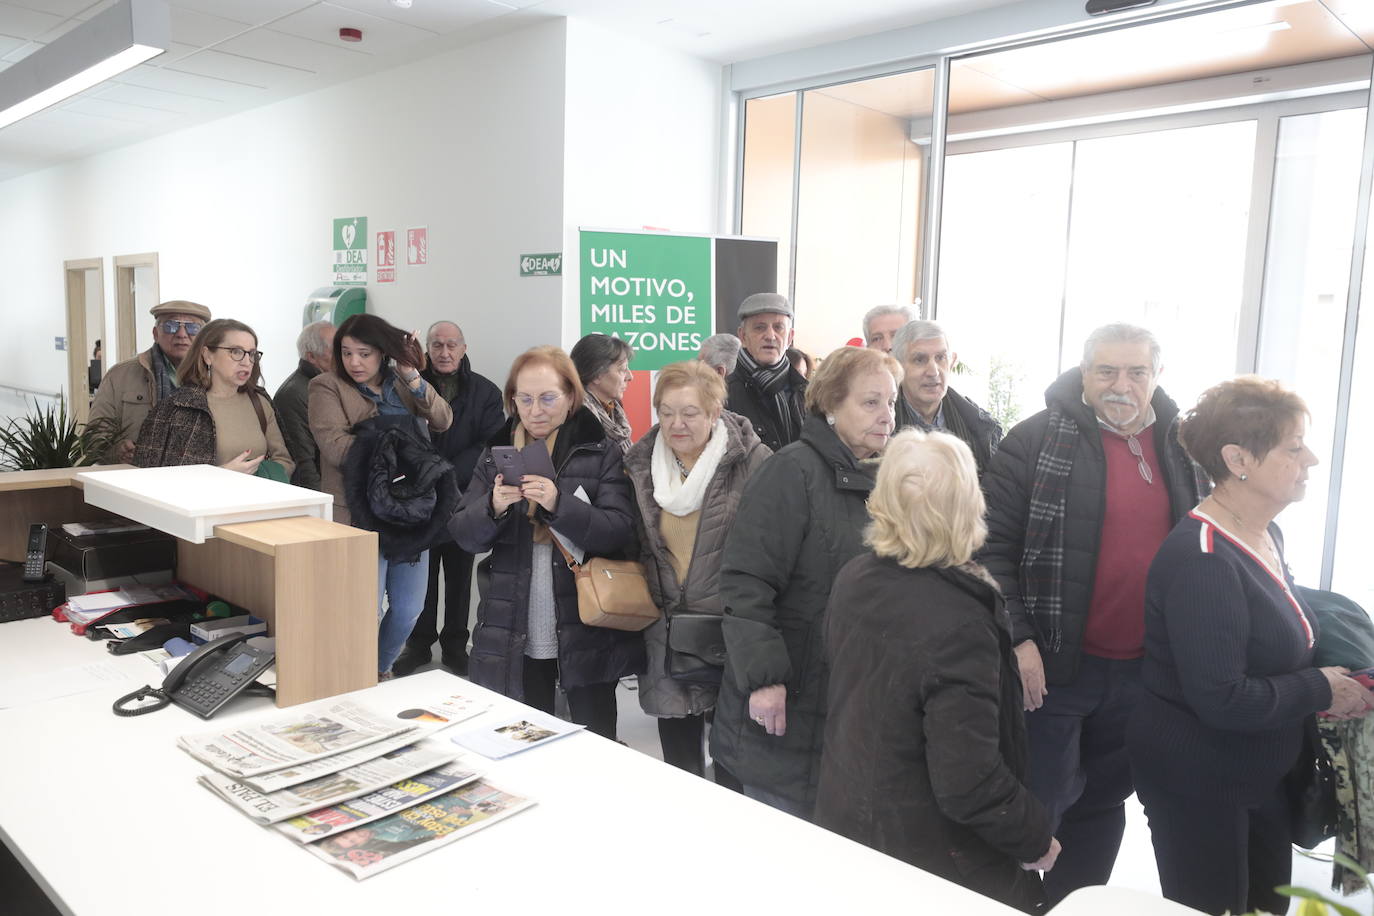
left=1274, top=886, right=1362, bottom=916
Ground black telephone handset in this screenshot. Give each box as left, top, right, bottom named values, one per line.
left=112, top=633, right=275, bottom=719
left=23, top=523, right=47, bottom=582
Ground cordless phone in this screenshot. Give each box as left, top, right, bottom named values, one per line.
left=23, top=524, right=47, bottom=582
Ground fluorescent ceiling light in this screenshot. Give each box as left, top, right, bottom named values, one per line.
left=0, top=0, right=169, bottom=131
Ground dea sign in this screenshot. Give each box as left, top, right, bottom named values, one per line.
left=520, top=253, right=562, bottom=277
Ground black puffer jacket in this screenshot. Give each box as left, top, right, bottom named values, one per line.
left=342, top=414, right=458, bottom=562
left=448, top=407, right=644, bottom=695
left=980, top=369, right=1201, bottom=686
left=710, top=414, right=876, bottom=807
left=421, top=355, right=505, bottom=490
left=815, top=554, right=1050, bottom=913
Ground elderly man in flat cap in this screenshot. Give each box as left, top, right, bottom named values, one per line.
left=726, top=292, right=808, bottom=452
left=89, top=299, right=212, bottom=463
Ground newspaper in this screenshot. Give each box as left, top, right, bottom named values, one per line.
left=306, top=780, right=534, bottom=880
left=198, top=740, right=462, bottom=824
left=177, top=699, right=416, bottom=778
left=450, top=708, right=584, bottom=759
left=63, top=584, right=197, bottom=626
left=274, top=759, right=481, bottom=843
left=234, top=693, right=491, bottom=792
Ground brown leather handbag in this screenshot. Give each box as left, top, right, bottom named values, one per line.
left=552, top=539, right=659, bottom=631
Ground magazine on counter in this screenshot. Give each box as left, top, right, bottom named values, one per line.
left=449, top=708, right=584, bottom=759
left=177, top=699, right=417, bottom=778
left=199, top=741, right=463, bottom=824
left=306, top=780, right=535, bottom=880
left=236, top=693, right=491, bottom=792
left=274, top=759, right=482, bottom=843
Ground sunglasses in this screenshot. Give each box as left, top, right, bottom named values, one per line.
left=158, top=319, right=203, bottom=336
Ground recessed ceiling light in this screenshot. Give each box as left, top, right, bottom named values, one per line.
left=390, top=0, right=412, bottom=8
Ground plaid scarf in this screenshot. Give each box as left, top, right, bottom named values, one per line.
left=736, top=346, right=797, bottom=444
left=1021, top=406, right=1076, bottom=653
left=151, top=346, right=180, bottom=402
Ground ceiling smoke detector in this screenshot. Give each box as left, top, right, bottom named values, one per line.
left=339, top=27, right=362, bottom=42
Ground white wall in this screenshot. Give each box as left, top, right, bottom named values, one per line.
left=0, top=18, right=570, bottom=410
left=559, top=18, right=724, bottom=345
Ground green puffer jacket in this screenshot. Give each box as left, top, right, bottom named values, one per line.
left=710, top=413, right=877, bottom=808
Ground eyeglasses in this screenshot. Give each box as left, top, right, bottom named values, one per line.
left=209, top=346, right=263, bottom=364
left=1125, top=434, right=1154, bottom=485
left=159, top=319, right=202, bottom=336
left=513, top=392, right=564, bottom=410
left=657, top=408, right=705, bottom=424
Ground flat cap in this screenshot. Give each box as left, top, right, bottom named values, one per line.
left=150, top=300, right=212, bottom=323
left=738, top=292, right=793, bottom=321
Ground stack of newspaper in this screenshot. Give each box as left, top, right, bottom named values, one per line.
left=180, top=693, right=537, bottom=879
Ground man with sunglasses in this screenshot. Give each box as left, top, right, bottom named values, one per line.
left=979, top=323, right=1203, bottom=906
left=90, top=300, right=212, bottom=463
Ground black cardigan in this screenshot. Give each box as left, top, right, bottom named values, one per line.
left=1126, top=511, right=1332, bottom=804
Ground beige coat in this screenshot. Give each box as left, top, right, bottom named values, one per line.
left=88, top=348, right=159, bottom=462
left=308, top=372, right=452, bottom=527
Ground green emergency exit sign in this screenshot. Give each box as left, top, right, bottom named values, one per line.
left=520, top=253, right=562, bottom=277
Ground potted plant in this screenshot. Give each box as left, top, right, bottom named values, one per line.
left=0, top=396, right=118, bottom=470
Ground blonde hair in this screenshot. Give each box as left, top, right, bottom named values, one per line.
left=864, top=429, right=987, bottom=568
left=653, top=360, right=726, bottom=414
left=804, top=346, right=903, bottom=417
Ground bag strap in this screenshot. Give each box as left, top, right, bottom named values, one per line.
left=550, top=535, right=582, bottom=573
left=247, top=389, right=269, bottom=435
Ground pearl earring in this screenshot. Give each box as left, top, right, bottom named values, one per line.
left=825, top=415, right=835, bottom=426
left=1239, top=474, right=1248, bottom=482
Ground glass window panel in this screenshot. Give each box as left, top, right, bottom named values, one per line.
left=937, top=142, right=1074, bottom=426
left=1256, top=106, right=1367, bottom=583
left=740, top=92, right=798, bottom=302
left=792, top=69, right=933, bottom=356
left=1061, top=120, right=1257, bottom=416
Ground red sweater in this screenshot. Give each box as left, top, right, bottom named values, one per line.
left=1082, top=427, right=1174, bottom=659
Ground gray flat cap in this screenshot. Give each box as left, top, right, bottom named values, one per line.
left=738, top=292, right=793, bottom=321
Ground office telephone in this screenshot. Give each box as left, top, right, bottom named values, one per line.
left=23, top=523, right=48, bottom=582
left=112, top=633, right=275, bottom=719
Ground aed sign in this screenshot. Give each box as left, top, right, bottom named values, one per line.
left=519, top=253, right=562, bottom=277
left=579, top=231, right=711, bottom=371
left=332, top=216, right=368, bottom=286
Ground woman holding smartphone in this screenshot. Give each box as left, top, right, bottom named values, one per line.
left=449, top=346, right=642, bottom=739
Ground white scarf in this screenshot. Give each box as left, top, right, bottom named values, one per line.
left=651, top=417, right=728, bottom=517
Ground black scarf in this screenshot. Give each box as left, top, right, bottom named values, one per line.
left=736, top=347, right=797, bottom=443
left=152, top=346, right=180, bottom=401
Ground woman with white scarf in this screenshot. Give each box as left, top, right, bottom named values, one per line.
left=623, top=360, right=772, bottom=784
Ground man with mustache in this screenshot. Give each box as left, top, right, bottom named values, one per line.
left=980, top=323, right=1203, bottom=906
left=891, top=319, right=1001, bottom=477
left=725, top=293, right=808, bottom=453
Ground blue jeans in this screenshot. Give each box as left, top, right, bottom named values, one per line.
left=377, top=552, right=430, bottom=674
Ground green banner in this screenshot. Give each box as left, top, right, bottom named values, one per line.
left=580, top=231, right=711, bottom=371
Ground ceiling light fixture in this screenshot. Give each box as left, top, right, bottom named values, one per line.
left=390, top=0, right=413, bottom=8
left=0, top=0, right=169, bottom=131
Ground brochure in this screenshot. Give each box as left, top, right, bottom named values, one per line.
left=450, top=708, right=584, bottom=759
left=274, top=759, right=481, bottom=843
left=235, top=693, right=490, bottom=792
left=306, top=780, right=534, bottom=880
left=199, top=741, right=462, bottom=824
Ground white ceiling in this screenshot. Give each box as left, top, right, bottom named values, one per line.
left=0, top=0, right=1012, bottom=183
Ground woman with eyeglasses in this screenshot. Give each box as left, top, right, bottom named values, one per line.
left=449, top=346, right=642, bottom=739
left=133, top=318, right=294, bottom=478
left=309, top=314, right=453, bottom=678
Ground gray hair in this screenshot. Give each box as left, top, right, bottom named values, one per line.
left=296, top=320, right=334, bottom=359
left=1080, top=323, right=1162, bottom=374
left=427, top=320, right=463, bottom=344
left=698, top=333, right=742, bottom=373
left=862, top=304, right=914, bottom=340
left=891, top=319, right=949, bottom=362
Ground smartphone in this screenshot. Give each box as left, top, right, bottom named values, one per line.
left=491, top=446, right=526, bottom=485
